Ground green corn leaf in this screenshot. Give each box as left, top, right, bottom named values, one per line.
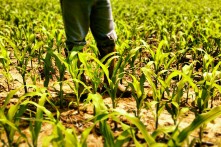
left=100, top=120, right=115, bottom=147
left=1, top=37, right=21, bottom=61
left=23, top=101, right=55, bottom=121
left=7, top=91, right=39, bottom=121
left=7, top=104, right=19, bottom=122
left=129, top=74, right=142, bottom=98
left=169, top=105, right=221, bottom=145
left=122, top=112, right=156, bottom=145
left=87, top=93, right=108, bottom=116
left=43, top=50, right=54, bottom=87
left=64, top=128, right=79, bottom=147
left=80, top=126, right=94, bottom=147
left=31, top=41, right=44, bottom=55
left=165, top=70, right=198, bottom=94
left=120, top=112, right=167, bottom=147
left=9, top=103, right=28, bottom=144
left=42, top=136, right=55, bottom=147
left=78, top=52, right=110, bottom=84
left=112, top=116, right=132, bottom=146
left=31, top=93, right=47, bottom=147
left=115, top=129, right=131, bottom=147
left=2, top=87, right=22, bottom=111
left=0, top=119, right=18, bottom=131
left=142, top=67, right=158, bottom=100
left=152, top=126, right=176, bottom=139
left=99, top=51, right=117, bottom=63
left=132, top=134, right=144, bottom=147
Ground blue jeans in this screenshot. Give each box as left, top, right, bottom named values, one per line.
left=60, top=0, right=117, bottom=53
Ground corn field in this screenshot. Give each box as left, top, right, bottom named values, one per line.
left=1, top=0, right=221, bottom=146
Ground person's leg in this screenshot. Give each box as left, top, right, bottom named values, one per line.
left=90, top=0, right=117, bottom=54
left=60, top=0, right=95, bottom=52
left=90, top=0, right=130, bottom=96
left=90, top=0, right=117, bottom=72
left=60, top=0, right=96, bottom=99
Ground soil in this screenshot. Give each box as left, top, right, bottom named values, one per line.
left=0, top=55, right=221, bottom=147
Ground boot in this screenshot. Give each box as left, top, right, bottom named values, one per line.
left=98, top=44, right=131, bottom=97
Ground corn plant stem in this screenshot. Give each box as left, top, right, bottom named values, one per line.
left=76, top=89, right=80, bottom=113
left=154, top=67, right=159, bottom=129
left=155, top=98, right=159, bottom=129
left=155, top=103, right=159, bottom=129
left=59, top=65, right=65, bottom=108
left=186, top=84, right=189, bottom=104
left=162, top=73, right=167, bottom=100
left=135, top=97, right=143, bottom=118
left=5, top=79, right=10, bottom=92
left=59, top=82, right=64, bottom=108
left=2, top=66, right=11, bottom=91
left=199, top=126, right=203, bottom=144
left=22, top=74, right=28, bottom=93
left=111, top=95, right=116, bottom=109
left=137, top=107, right=140, bottom=118
left=74, top=96, right=80, bottom=113
left=4, top=127, right=13, bottom=147
left=92, top=84, right=96, bottom=94
left=109, top=52, right=125, bottom=110
left=31, top=59, right=33, bottom=69
left=173, top=117, right=177, bottom=125
left=110, top=93, right=117, bottom=130
left=59, top=78, right=64, bottom=108
left=211, top=96, right=214, bottom=108
left=210, top=89, right=214, bottom=108
left=109, top=91, right=116, bottom=109
left=197, top=103, right=204, bottom=144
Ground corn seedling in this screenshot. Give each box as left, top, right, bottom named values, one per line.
left=168, top=105, right=221, bottom=146
left=0, top=38, right=12, bottom=91
left=128, top=73, right=146, bottom=118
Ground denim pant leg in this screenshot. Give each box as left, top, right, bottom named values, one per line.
left=91, top=0, right=117, bottom=51
left=60, top=0, right=95, bottom=50
left=60, top=0, right=117, bottom=53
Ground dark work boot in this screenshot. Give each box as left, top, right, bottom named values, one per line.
left=98, top=44, right=131, bottom=97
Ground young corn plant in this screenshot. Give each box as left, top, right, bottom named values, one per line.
left=142, top=66, right=165, bottom=130
left=105, top=47, right=141, bottom=108
left=76, top=49, right=118, bottom=108
left=182, top=63, right=195, bottom=104
left=165, top=63, right=194, bottom=125
left=168, top=105, right=221, bottom=146
left=67, top=50, right=92, bottom=111
left=52, top=50, right=66, bottom=107
left=1, top=36, right=29, bottom=93
left=126, top=40, right=148, bottom=75
left=149, top=69, right=198, bottom=142
left=28, top=88, right=50, bottom=147
left=21, top=94, right=62, bottom=147
left=44, top=44, right=71, bottom=108
left=1, top=25, right=43, bottom=93
left=52, top=49, right=92, bottom=112
left=142, top=39, right=175, bottom=129
left=3, top=86, right=52, bottom=147
left=42, top=48, right=55, bottom=88
left=78, top=52, right=104, bottom=94
left=0, top=86, right=43, bottom=146
left=0, top=38, right=12, bottom=91
left=86, top=93, right=115, bottom=147
left=42, top=120, right=93, bottom=147
left=128, top=73, right=147, bottom=118
left=86, top=93, right=166, bottom=146
left=194, top=61, right=221, bottom=144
